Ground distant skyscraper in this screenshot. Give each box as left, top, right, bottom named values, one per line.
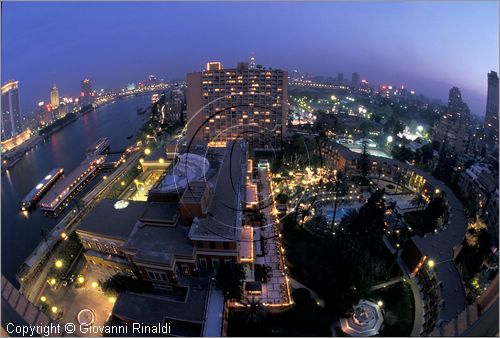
left=337, top=73, right=344, bottom=84
left=186, top=61, right=288, bottom=149
left=1, top=80, right=22, bottom=141
left=249, top=55, right=256, bottom=69
left=351, top=73, right=360, bottom=88
left=484, top=71, right=499, bottom=145
left=50, top=85, right=59, bottom=109
left=80, top=79, right=93, bottom=107
left=448, top=86, right=470, bottom=121
left=433, top=86, right=471, bottom=154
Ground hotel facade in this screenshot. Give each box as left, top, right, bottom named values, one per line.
left=186, top=60, right=288, bottom=150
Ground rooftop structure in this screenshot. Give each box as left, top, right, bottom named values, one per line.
left=188, top=140, right=247, bottom=241
left=77, top=199, right=148, bottom=241
left=112, top=275, right=211, bottom=336
left=339, top=300, right=384, bottom=337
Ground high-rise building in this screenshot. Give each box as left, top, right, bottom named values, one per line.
left=80, top=79, right=93, bottom=107
left=50, top=85, right=59, bottom=109
left=448, top=86, right=470, bottom=121
left=433, top=86, right=471, bottom=154
left=1, top=80, right=22, bottom=141
left=186, top=61, right=288, bottom=149
left=250, top=55, right=256, bottom=70
left=351, top=73, right=360, bottom=88
left=484, top=71, right=499, bottom=145
left=337, top=73, right=344, bottom=84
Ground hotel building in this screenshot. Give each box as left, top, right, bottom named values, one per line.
left=1, top=81, right=22, bottom=141
left=186, top=60, right=288, bottom=150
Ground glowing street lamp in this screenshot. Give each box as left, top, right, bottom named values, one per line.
left=427, top=259, right=435, bottom=268
left=144, top=148, right=151, bottom=155
left=108, top=296, right=116, bottom=304
left=51, top=306, right=58, bottom=314
left=387, top=135, right=393, bottom=143
left=91, top=282, right=99, bottom=288
left=40, top=296, right=47, bottom=302
left=377, top=300, right=383, bottom=307
left=49, top=278, right=57, bottom=286
left=77, top=276, right=85, bottom=284
left=55, top=260, right=63, bottom=268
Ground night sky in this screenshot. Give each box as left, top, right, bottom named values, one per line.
left=2, top=1, right=498, bottom=116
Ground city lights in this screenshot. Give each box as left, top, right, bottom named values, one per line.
left=3, top=6, right=498, bottom=337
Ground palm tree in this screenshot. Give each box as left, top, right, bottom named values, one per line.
left=410, top=194, right=424, bottom=210
left=241, top=297, right=267, bottom=324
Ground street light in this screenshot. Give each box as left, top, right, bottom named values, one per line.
left=108, top=296, right=116, bottom=303
left=77, top=276, right=85, bottom=284
left=427, top=259, right=435, bottom=268
left=49, top=278, right=57, bottom=286
left=91, top=282, right=98, bottom=288
left=40, top=296, right=47, bottom=302
left=144, top=148, right=151, bottom=155
left=51, top=306, right=58, bottom=314
left=55, top=260, right=63, bottom=268
left=377, top=300, right=383, bottom=307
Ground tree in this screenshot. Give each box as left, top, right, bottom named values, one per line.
left=241, top=297, right=267, bottom=324
left=410, top=194, right=425, bottom=210
left=100, top=273, right=146, bottom=295
left=359, top=142, right=371, bottom=178
left=391, top=145, right=415, bottom=163
left=423, top=196, right=447, bottom=232
left=216, top=262, right=245, bottom=301
left=419, top=143, right=434, bottom=164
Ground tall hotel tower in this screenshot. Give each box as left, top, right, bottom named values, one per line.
left=186, top=58, right=288, bottom=150
left=1, top=81, right=22, bottom=141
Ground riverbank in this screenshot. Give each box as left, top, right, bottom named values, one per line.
left=1, top=95, right=152, bottom=285
left=1, top=96, right=153, bottom=173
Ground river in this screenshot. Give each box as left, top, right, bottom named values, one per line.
left=1, top=95, right=151, bottom=286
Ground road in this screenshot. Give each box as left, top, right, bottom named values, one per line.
left=19, top=150, right=142, bottom=302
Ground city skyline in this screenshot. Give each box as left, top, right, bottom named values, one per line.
left=2, top=2, right=498, bottom=116
left=1, top=2, right=499, bottom=336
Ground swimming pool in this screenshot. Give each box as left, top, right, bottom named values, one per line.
left=323, top=206, right=358, bottom=222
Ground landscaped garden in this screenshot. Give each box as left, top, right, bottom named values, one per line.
left=368, top=282, right=415, bottom=336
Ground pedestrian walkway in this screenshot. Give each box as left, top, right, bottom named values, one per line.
left=203, top=282, right=224, bottom=337
left=256, top=167, right=291, bottom=306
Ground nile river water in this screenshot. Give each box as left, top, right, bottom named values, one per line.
left=1, top=95, right=151, bottom=285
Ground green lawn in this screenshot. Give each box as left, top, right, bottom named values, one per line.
left=368, top=282, right=415, bottom=336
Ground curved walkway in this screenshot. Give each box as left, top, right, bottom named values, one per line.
left=409, top=170, right=468, bottom=321
left=341, top=144, right=468, bottom=322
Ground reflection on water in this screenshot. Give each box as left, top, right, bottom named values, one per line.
left=1, top=95, right=150, bottom=285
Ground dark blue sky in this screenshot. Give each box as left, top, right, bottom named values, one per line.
left=2, top=2, right=498, bottom=116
